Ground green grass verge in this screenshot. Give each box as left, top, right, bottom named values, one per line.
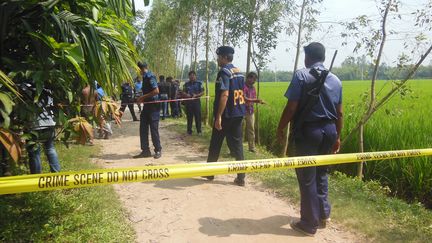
left=0, top=144, right=135, bottom=242
left=166, top=118, right=432, bottom=242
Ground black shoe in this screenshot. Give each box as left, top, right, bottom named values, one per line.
left=133, top=119, right=139, bottom=122
left=234, top=177, right=245, bottom=186
left=202, top=176, right=214, bottom=181
left=153, top=151, right=161, bottom=159
left=290, top=221, right=315, bottom=236
left=133, top=151, right=152, bottom=158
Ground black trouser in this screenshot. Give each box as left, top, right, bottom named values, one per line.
left=207, top=116, right=245, bottom=180
left=159, top=94, right=169, bottom=119
left=135, top=92, right=142, bottom=112
left=170, top=101, right=180, bottom=117
left=120, top=102, right=138, bottom=121
left=139, top=104, right=161, bottom=152
left=186, top=100, right=202, bottom=134
left=294, top=121, right=337, bottom=234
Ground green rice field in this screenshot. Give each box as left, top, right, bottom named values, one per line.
left=203, top=79, right=432, bottom=207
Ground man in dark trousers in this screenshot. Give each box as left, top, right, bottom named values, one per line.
left=276, top=42, right=343, bottom=236
left=119, top=82, right=138, bottom=121
left=134, top=62, right=162, bottom=159
left=158, top=75, right=170, bottom=120
left=167, top=76, right=180, bottom=118
left=181, top=70, right=204, bottom=135
left=204, top=46, right=246, bottom=186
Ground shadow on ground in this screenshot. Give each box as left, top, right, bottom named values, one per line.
left=198, top=215, right=305, bottom=237
left=149, top=178, right=234, bottom=190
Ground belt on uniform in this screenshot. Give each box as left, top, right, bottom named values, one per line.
left=303, top=119, right=335, bottom=126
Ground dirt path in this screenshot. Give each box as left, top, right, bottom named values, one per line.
left=94, top=111, right=360, bottom=243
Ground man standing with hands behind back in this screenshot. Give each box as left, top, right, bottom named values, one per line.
left=204, top=46, right=247, bottom=186
left=277, top=42, right=343, bottom=236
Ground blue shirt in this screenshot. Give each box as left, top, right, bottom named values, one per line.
left=134, top=79, right=142, bottom=92
left=142, top=71, right=159, bottom=102
left=96, top=87, right=105, bottom=100
left=214, top=63, right=246, bottom=118
left=285, top=62, right=342, bottom=121
left=183, top=80, right=204, bottom=96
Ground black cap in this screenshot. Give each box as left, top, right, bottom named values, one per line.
left=137, top=61, right=148, bottom=68
left=303, top=42, right=325, bottom=62
left=216, top=46, right=235, bottom=55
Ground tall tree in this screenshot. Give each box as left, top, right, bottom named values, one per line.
left=224, top=0, right=285, bottom=73
left=140, top=0, right=191, bottom=76
left=340, top=0, right=432, bottom=178
left=285, top=0, right=323, bottom=72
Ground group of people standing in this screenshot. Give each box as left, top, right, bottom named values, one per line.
left=130, top=65, right=206, bottom=159
left=200, top=42, right=342, bottom=237
left=119, top=74, right=184, bottom=122
left=19, top=40, right=342, bottom=238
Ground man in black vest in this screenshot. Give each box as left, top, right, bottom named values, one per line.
left=204, top=46, right=246, bottom=186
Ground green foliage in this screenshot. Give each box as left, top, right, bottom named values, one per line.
left=167, top=119, right=432, bottom=242
left=0, top=0, right=137, bottom=149
left=196, top=60, right=218, bottom=82
left=0, top=144, right=135, bottom=242
left=333, top=56, right=432, bottom=81
left=254, top=169, right=432, bottom=242
left=204, top=80, right=432, bottom=208
left=139, top=0, right=191, bottom=76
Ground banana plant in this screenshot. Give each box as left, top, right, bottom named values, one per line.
left=94, top=97, right=122, bottom=126
left=68, top=116, right=94, bottom=145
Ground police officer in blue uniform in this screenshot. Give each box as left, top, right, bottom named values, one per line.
left=182, top=70, right=204, bottom=135
left=134, top=62, right=162, bottom=159
left=119, top=82, right=138, bottom=121
left=158, top=75, right=170, bottom=120
left=277, top=42, right=343, bottom=236
left=204, top=46, right=246, bottom=186
left=134, top=77, right=143, bottom=112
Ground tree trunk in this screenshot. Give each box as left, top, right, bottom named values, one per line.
left=174, top=42, right=179, bottom=78
left=255, top=68, right=261, bottom=145
left=180, top=45, right=186, bottom=80
left=193, top=15, right=200, bottom=72
left=204, top=0, right=211, bottom=126
left=222, top=13, right=226, bottom=45
left=190, top=18, right=194, bottom=70
left=357, top=124, right=364, bottom=179
left=293, top=0, right=306, bottom=73
left=246, top=22, right=254, bottom=73
left=246, top=0, right=257, bottom=73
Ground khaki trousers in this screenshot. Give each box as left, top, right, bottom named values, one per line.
left=245, top=113, right=255, bottom=150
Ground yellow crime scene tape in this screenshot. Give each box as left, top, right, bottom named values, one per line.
left=0, top=148, right=431, bottom=195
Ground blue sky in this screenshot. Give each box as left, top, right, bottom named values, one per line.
left=136, top=0, right=432, bottom=71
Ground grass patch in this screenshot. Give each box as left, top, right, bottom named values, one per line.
left=0, top=144, right=135, bottom=242
left=165, top=119, right=432, bottom=242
